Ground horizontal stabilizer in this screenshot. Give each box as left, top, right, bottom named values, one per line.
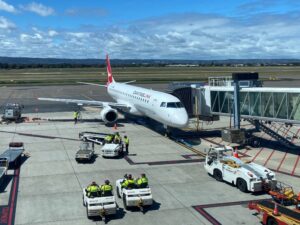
left=77, top=82, right=107, bottom=87
left=123, top=80, right=136, bottom=84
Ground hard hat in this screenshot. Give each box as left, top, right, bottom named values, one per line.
left=124, top=135, right=127, bottom=138
left=105, top=179, right=110, bottom=184
left=92, top=181, right=96, bottom=185
left=141, top=173, right=146, bottom=177
left=128, top=174, right=132, bottom=179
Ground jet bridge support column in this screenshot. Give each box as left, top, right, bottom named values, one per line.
left=233, top=79, right=240, bottom=129
left=221, top=73, right=259, bottom=144
left=232, top=72, right=259, bottom=129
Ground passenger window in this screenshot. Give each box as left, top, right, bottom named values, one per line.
left=160, top=102, right=166, bottom=107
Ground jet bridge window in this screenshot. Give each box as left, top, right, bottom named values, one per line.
left=160, top=102, right=166, bottom=107
left=167, top=102, right=184, bottom=108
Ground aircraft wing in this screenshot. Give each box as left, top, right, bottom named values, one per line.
left=38, top=97, right=130, bottom=110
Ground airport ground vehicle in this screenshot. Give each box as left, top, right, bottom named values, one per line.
left=101, top=143, right=123, bottom=158
left=116, top=178, right=153, bottom=211
left=248, top=200, right=300, bottom=225
left=2, top=103, right=23, bottom=122
left=269, top=181, right=299, bottom=206
left=79, top=132, right=107, bottom=145
left=204, top=146, right=276, bottom=193
left=75, top=142, right=95, bottom=162
left=0, top=142, right=25, bottom=168
left=82, top=188, right=117, bottom=219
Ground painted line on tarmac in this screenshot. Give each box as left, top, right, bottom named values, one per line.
left=264, top=126, right=290, bottom=167
left=0, top=169, right=20, bottom=225
left=123, top=155, right=204, bottom=166
left=263, top=150, right=276, bottom=167
left=8, top=169, right=19, bottom=225
left=192, top=198, right=271, bottom=225
left=0, top=130, right=79, bottom=142
left=276, top=152, right=288, bottom=172
left=291, top=154, right=300, bottom=176
left=276, top=169, right=300, bottom=178
left=0, top=206, right=9, bottom=225
left=276, top=128, right=300, bottom=172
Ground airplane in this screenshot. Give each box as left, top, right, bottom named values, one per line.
left=38, top=55, right=189, bottom=129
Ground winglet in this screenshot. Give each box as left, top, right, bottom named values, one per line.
left=106, top=54, right=115, bottom=85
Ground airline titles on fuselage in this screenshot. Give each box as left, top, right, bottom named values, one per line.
left=133, top=91, right=151, bottom=99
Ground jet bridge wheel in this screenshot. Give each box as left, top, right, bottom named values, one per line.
left=236, top=178, right=248, bottom=193
left=213, top=169, right=223, bottom=181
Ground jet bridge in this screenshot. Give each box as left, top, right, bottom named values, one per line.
left=202, top=77, right=300, bottom=148
left=207, top=86, right=300, bottom=124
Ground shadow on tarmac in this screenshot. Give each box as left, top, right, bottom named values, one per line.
left=91, top=207, right=126, bottom=223
left=0, top=175, right=13, bottom=193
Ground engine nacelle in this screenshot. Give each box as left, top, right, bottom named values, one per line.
left=100, top=107, right=118, bottom=124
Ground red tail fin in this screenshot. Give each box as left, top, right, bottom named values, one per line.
left=106, top=54, right=114, bottom=85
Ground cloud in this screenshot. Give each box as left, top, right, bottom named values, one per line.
left=48, top=30, right=58, bottom=37
left=2, top=12, right=300, bottom=59
left=0, top=16, right=15, bottom=29
left=21, top=2, right=54, bottom=16
left=0, top=0, right=16, bottom=13
left=65, top=8, right=108, bottom=17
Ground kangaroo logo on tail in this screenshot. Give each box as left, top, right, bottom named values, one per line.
left=106, top=54, right=115, bottom=85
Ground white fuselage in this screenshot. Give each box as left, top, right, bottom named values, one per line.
left=107, top=82, right=188, bottom=128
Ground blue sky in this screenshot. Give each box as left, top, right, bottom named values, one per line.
left=0, top=0, right=300, bottom=59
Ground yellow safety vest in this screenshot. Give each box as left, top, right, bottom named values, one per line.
left=87, top=185, right=99, bottom=193
left=137, top=177, right=148, bottom=186
left=101, top=184, right=113, bottom=192
left=122, top=179, right=135, bottom=188
left=124, top=137, right=129, bottom=144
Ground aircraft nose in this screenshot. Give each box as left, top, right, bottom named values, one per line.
left=173, top=110, right=189, bottom=128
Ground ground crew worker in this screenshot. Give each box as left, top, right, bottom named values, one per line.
left=121, top=174, right=135, bottom=189
left=104, top=134, right=114, bottom=143
left=124, top=135, right=129, bottom=154
left=113, top=132, right=121, bottom=144
left=100, top=180, right=113, bottom=196
left=74, top=111, right=79, bottom=124
left=136, top=173, right=148, bottom=188
left=86, top=181, right=100, bottom=197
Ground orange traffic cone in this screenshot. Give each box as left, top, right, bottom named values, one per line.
left=273, top=203, right=279, bottom=216
left=233, top=147, right=239, bottom=159
left=113, top=123, right=118, bottom=130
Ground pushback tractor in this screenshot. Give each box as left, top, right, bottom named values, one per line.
left=204, top=146, right=276, bottom=193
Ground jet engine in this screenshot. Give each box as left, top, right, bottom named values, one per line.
left=100, top=107, right=118, bottom=124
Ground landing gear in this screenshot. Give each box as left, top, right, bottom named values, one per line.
left=164, top=125, right=171, bottom=137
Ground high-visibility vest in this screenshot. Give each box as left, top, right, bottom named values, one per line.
left=137, top=177, right=148, bottom=186
left=114, top=135, right=121, bottom=142
left=87, top=185, right=99, bottom=193
left=122, top=179, right=135, bottom=188
left=101, top=184, right=113, bottom=192
left=124, top=137, right=129, bottom=145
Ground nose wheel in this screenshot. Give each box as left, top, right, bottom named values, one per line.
left=164, top=125, right=172, bottom=137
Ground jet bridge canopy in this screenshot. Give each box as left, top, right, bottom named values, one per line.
left=209, top=86, right=300, bottom=123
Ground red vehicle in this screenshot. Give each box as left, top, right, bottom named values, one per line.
left=248, top=200, right=300, bottom=225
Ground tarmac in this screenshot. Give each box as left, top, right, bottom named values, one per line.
left=0, top=110, right=299, bottom=225
left=0, top=81, right=300, bottom=225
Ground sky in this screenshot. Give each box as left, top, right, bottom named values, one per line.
left=0, top=0, right=300, bottom=59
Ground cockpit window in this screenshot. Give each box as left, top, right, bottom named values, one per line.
left=167, top=102, right=183, bottom=108
left=167, top=102, right=184, bottom=108
left=160, top=102, right=166, bottom=107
